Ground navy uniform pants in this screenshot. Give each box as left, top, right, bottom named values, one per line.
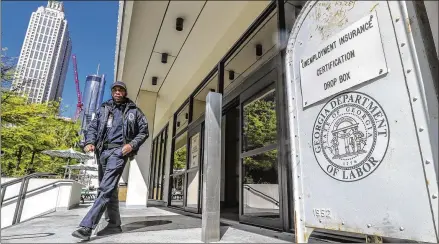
left=79, top=147, right=128, bottom=229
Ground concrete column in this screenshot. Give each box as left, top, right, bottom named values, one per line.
left=201, top=92, right=222, bottom=243
left=125, top=91, right=157, bottom=207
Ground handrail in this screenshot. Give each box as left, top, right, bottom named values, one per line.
left=0, top=173, right=56, bottom=188
left=0, top=172, right=57, bottom=226
left=2, top=179, right=76, bottom=203
left=243, top=184, right=280, bottom=206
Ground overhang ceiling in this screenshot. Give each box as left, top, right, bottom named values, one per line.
left=116, top=0, right=271, bottom=126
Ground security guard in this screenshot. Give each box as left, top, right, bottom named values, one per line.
left=72, top=81, right=149, bottom=241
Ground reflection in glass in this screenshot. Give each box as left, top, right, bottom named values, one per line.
left=189, top=133, right=200, bottom=168
left=176, top=104, right=189, bottom=134
left=173, top=132, right=188, bottom=173
left=224, top=12, right=278, bottom=93
left=186, top=170, right=200, bottom=209
left=170, top=174, right=185, bottom=207
left=242, top=149, right=279, bottom=218
left=153, top=135, right=163, bottom=199
left=193, top=73, right=218, bottom=122
left=242, top=89, right=277, bottom=152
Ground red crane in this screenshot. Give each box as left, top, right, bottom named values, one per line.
left=72, top=54, right=83, bottom=120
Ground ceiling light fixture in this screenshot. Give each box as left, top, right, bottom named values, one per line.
left=152, top=76, right=158, bottom=85
left=176, top=17, right=184, bottom=31
left=255, top=44, right=263, bottom=57
left=229, top=70, right=235, bottom=80
left=161, top=53, right=168, bottom=64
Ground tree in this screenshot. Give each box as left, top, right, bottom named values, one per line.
left=173, top=146, right=187, bottom=171
left=1, top=51, right=81, bottom=177
left=1, top=47, right=34, bottom=103
left=242, top=93, right=278, bottom=184
left=1, top=92, right=81, bottom=177
left=1, top=47, right=16, bottom=88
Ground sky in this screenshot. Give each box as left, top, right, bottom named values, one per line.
left=1, top=1, right=118, bottom=118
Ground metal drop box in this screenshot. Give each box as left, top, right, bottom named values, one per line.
left=285, top=1, right=438, bottom=242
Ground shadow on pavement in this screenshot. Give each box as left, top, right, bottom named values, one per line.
left=1, top=232, right=55, bottom=241
left=220, top=226, right=229, bottom=240
left=122, top=219, right=172, bottom=232
left=80, top=219, right=173, bottom=243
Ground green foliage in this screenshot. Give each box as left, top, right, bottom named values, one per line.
left=1, top=53, right=81, bottom=177
left=173, top=146, right=187, bottom=171
left=243, top=98, right=277, bottom=150
left=242, top=94, right=278, bottom=184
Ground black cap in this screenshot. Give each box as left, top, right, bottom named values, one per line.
left=111, top=81, right=127, bottom=91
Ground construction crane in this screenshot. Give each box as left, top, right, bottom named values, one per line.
left=72, top=54, right=83, bottom=121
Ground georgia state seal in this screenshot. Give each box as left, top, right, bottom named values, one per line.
left=312, top=92, right=390, bottom=182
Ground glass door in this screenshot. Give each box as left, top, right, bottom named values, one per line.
left=148, top=125, right=168, bottom=201
left=185, top=121, right=204, bottom=213
left=239, top=80, right=282, bottom=229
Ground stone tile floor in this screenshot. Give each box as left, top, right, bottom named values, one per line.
left=1, top=201, right=295, bottom=243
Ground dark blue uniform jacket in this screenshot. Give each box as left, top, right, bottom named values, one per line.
left=85, top=98, right=149, bottom=157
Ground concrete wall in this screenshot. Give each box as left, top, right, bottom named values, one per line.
left=193, top=99, right=206, bottom=121
left=243, top=184, right=279, bottom=210
left=126, top=90, right=157, bottom=207
left=1, top=178, right=83, bottom=229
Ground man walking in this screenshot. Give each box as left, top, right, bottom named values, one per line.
left=72, top=81, right=149, bottom=241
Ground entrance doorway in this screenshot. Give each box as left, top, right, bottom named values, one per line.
left=238, top=70, right=282, bottom=230
left=220, top=65, right=283, bottom=230
left=221, top=102, right=240, bottom=221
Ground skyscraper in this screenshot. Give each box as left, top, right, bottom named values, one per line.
left=80, top=73, right=106, bottom=132
left=12, top=1, right=72, bottom=103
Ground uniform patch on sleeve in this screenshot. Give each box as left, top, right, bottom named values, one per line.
left=128, top=113, right=135, bottom=121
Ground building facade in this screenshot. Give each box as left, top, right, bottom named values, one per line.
left=113, top=0, right=438, bottom=241
left=80, top=74, right=106, bottom=132
left=12, top=1, right=72, bottom=103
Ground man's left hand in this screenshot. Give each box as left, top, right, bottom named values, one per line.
left=122, top=144, right=133, bottom=156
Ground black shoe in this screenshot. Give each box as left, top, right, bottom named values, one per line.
left=96, top=225, right=122, bottom=236
left=72, top=227, right=92, bottom=241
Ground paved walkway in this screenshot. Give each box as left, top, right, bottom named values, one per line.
left=1, top=202, right=293, bottom=243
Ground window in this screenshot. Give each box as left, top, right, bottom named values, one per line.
left=192, top=72, right=218, bottom=122
left=224, top=11, right=278, bottom=95
left=241, top=84, right=280, bottom=218
left=175, top=103, right=189, bottom=135
left=148, top=125, right=169, bottom=201
left=170, top=131, right=187, bottom=207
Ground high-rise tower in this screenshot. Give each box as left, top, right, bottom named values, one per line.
left=12, top=1, right=72, bottom=103
left=80, top=72, right=106, bottom=132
